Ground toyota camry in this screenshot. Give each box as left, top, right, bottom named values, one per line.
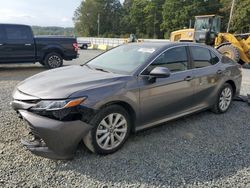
left=11, top=42, right=242, bottom=159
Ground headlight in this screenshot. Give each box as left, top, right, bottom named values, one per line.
left=31, top=97, right=87, bottom=111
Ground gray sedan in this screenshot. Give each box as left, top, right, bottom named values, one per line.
left=11, top=42, right=242, bottom=159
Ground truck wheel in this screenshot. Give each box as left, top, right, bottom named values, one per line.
left=44, top=52, right=63, bottom=69
left=83, top=105, right=131, bottom=154
left=217, top=45, right=240, bottom=63
left=81, top=44, right=88, bottom=50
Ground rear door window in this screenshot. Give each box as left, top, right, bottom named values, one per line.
left=5, top=25, right=33, bottom=41
left=190, top=46, right=219, bottom=68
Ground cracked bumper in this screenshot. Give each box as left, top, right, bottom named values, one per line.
left=18, top=110, right=91, bottom=160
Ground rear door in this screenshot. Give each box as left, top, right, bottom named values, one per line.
left=3, top=25, right=35, bottom=62
left=189, top=45, right=222, bottom=108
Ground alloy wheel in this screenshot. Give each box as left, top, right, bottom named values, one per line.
left=219, top=87, right=232, bottom=111
left=96, top=113, right=128, bottom=150
left=48, top=55, right=62, bottom=68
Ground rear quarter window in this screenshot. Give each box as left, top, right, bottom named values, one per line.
left=210, top=51, right=220, bottom=65
left=221, top=56, right=237, bottom=64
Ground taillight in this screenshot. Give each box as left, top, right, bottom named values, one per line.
left=73, top=43, right=79, bottom=51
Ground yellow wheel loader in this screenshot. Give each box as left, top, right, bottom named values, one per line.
left=170, top=15, right=250, bottom=65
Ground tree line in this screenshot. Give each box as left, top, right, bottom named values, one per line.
left=73, top=0, right=250, bottom=39
left=32, top=26, right=75, bottom=36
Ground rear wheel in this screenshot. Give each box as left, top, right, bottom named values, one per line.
left=217, top=44, right=240, bottom=63
left=83, top=105, right=131, bottom=154
left=82, top=44, right=88, bottom=50
left=212, top=83, right=233, bottom=114
left=43, top=52, right=63, bottom=69
left=39, top=61, right=44, bottom=65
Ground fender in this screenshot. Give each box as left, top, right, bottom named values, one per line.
left=37, top=44, right=64, bottom=61
left=215, top=42, right=231, bottom=49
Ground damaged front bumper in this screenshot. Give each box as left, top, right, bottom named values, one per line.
left=17, top=110, right=91, bottom=160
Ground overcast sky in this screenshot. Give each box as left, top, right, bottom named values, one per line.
left=0, top=0, right=125, bottom=27
left=0, top=0, right=82, bottom=27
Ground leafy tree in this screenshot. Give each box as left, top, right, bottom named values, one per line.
left=161, top=0, right=221, bottom=38
left=128, top=0, right=148, bottom=37
left=32, top=26, right=75, bottom=36
left=120, top=0, right=135, bottom=36
left=144, top=0, right=165, bottom=38
left=73, top=0, right=102, bottom=36
left=219, top=0, right=231, bottom=31
left=73, top=0, right=249, bottom=38
left=100, top=0, right=123, bottom=37
left=73, top=0, right=122, bottom=37
left=230, top=0, right=250, bottom=33
left=219, top=0, right=250, bottom=33
left=121, top=0, right=165, bottom=38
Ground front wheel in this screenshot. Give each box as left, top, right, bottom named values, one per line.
left=83, top=105, right=131, bottom=154
left=217, top=45, right=240, bottom=63
left=211, top=83, right=233, bottom=114
left=43, top=52, right=63, bottom=69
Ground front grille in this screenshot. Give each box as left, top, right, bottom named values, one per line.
left=24, top=120, right=40, bottom=138
left=29, top=125, right=40, bottom=138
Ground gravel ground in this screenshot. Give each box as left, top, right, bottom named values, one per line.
left=0, top=50, right=250, bottom=187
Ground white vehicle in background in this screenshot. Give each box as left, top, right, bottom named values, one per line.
left=77, top=40, right=91, bottom=49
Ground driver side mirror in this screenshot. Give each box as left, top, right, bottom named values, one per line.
left=149, top=67, right=171, bottom=78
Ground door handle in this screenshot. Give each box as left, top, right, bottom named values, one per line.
left=25, top=44, right=32, bottom=46
left=217, top=70, right=223, bottom=74
left=184, top=76, right=193, bottom=81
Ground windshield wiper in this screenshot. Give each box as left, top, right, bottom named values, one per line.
left=94, top=68, right=111, bottom=73
left=84, top=64, right=93, bottom=69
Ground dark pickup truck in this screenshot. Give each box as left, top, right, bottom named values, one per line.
left=0, top=24, right=78, bottom=69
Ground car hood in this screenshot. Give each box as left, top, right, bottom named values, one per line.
left=16, top=65, right=128, bottom=99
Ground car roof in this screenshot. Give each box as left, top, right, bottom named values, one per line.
left=125, top=41, right=210, bottom=50
left=0, top=23, right=30, bottom=27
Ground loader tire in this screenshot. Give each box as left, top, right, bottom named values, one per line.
left=217, top=44, right=240, bottom=63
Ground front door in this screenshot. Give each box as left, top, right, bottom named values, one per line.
left=3, top=25, right=35, bottom=63
left=138, top=46, right=195, bottom=128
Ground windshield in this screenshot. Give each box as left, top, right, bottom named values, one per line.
left=211, top=17, right=221, bottom=33
left=87, top=45, right=156, bottom=74
left=195, top=18, right=210, bottom=31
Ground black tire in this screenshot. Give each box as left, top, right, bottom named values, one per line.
left=83, top=105, right=131, bottom=154
left=82, top=45, right=88, bottom=50
left=217, top=44, right=240, bottom=63
left=211, top=83, right=233, bottom=114
left=39, top=61, right=44, bottom=65
left=80, top=44, right=88, bottom=50
left=43, top=52, right=63, bottom=69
